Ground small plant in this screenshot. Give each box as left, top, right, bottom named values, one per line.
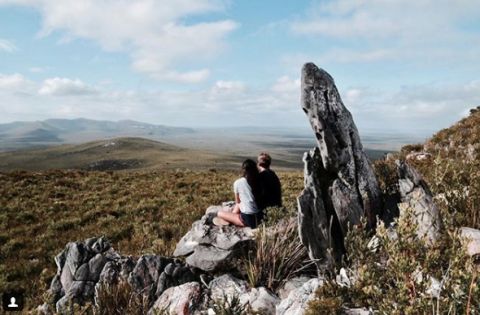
left=211, top=294, right=248, bottom=315
left=94, top=279, right=149, bottom=315
left=242, top=217, right=314, bottom=292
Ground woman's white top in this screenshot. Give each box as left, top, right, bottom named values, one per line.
left=233, top=177, right=259, bottom=214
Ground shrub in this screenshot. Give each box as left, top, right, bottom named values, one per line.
left=241, top=217, right=314, bottom=292
left=94, top=280, right=149, bottom=315
left=306, top=207, right=480, bottom=314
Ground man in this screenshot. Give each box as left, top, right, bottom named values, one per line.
left=257, top=152, right=282, bottom=209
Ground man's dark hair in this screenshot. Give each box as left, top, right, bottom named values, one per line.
left=257, top=152, right=272, bottom=168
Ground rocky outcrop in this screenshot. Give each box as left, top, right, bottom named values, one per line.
left=276, top=278, right=324, bottom=315
left=208, top=274, right=280, bottom=315
left=460, top=227, right=480, bottom=257
left=397, top=160, right=442, bottom=244
left=174, top=206, right=255, bottom=272
left=148, top=282, right=204, bottom=315
left=48, top=237, right=200, bottom=314
left=298, top=63, right=382, bottom=269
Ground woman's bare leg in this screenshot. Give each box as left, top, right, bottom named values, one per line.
left=217, top=211, right=245, bottom=227
left=232, top=203, right=241, bottom=214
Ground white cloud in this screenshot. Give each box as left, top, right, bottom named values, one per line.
left=0, top=73, right=29, bottom=89
left=271, top=76, right=300, bottom=94
left=291, top=0, right=478, bottom=39
left=290, top=0, right=480, bottom=64
left=0, top=38, right=17, bottom=52
left=0, top=0, right=237, bottom=83
left=38, top=77, right=97, bottom=96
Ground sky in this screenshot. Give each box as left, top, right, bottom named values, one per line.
left=0, top=0, right=479, bottom=135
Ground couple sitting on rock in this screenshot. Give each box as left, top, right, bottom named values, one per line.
left=214, top=152, right=282, bottom=228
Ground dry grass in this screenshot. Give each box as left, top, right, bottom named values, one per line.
left=242, top=216, right=314, bottom=292
left=0, top=168, right=303, bottom=311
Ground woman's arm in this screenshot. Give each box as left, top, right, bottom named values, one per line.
left=235, top=192, right=241, bottom=204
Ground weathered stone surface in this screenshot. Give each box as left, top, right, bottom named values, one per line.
left=278, top=276, right=312, bottom=300
left=248, top=287, right=280, bottom=315
left=209, top=274, right=249, bottom=304
left=298, top=63, right=382, bottom=268
left=460, top=227, right=480, bottom=256
left=128, top=255, right=172, bottom=299
left=397, top=160, right=442, bottom=244
left=148, top=282, right=203, bottom=315
left=174, top=208, right=255, bottom=272
left=185, top=245, right=234, bottom=272
left=52, top=237, right=112, bottom=313
left=48, top=236, right=201, bottom=313
left=343, top=308, right=372, bottom=315
left=276, top=278, right=324, bottom=315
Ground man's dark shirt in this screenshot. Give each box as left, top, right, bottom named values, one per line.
left=258, top=168, right=282, bottom=210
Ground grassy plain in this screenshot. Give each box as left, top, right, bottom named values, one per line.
left=0, top=168, right=304, bottom=310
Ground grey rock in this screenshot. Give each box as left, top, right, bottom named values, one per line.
left=174, top=209, right=255, bottom=272
left=209, top=274, right=249, bottom=304
left=397, top=160, right=442, bottom=244
left=88, top=253, right=107, bottom=282
left=46, top=236, right=203, bottom=312
left=276, top=278, right=324, bottom=315
left=74, top=263, right=90, bottom=281
left=278, top=276, right=312, bottom=300
left=460, top=227, right=480, bottom=256
left=248, top=287, right=280, bottom=315
left=298, top=63, right=382, bottom=269
left=148, top=282, right=203, bottom=315
left=343, top=308, right=372, bottom=315
left=185, top=245, right=234, bottom=272
left=128, top=255, right=172, bottom=300
left=164, top=262, right=175, bottom=276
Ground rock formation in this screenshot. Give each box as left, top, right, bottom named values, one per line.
left=298, top=63, right=383, bottom=268
left=173, top=205, right=255, bottom=272
left=397, top=160, right=442, bottom=244
left=47, top=237, right=200, bottom=314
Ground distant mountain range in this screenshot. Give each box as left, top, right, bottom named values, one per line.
left=0, top=118, right=194, bottom=151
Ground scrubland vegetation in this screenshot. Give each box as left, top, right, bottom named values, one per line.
left=1, top=108, right=479, bottom=314
left=0, top=168, right=304, bottom=310
left=306, top=108, right=480, bottom=314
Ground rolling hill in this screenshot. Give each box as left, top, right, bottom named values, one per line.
left=0, top=118, right=194, bottom=151
left=0, top=137, right=241, bottom=171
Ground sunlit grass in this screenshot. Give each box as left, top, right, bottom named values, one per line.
left=0, top=168, right=303, bottom=310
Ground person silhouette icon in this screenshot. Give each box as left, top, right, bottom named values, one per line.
left=8, top=297, right=18, bottom=308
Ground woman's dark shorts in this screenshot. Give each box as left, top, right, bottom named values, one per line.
left=240, top=211, right=264, bottom=228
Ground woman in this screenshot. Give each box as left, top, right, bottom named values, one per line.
left=215, top=159, right=264, bottom=228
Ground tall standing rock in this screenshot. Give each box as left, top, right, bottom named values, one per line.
left=298, top=63, right=382, bottom=269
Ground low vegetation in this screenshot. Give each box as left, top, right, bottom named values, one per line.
left=242, top=214, right=313, bottom=292
left=306, top=108, right=480, bottom=314
left=0, top=168, right=303, bottom=311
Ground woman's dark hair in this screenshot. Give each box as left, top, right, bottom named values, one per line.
left=242, top=159, right=261, bottom=202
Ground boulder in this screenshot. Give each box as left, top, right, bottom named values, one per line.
left=276, top=278, right=324, bottom=315
left=148, top=282, right=203, bottom=315
left=397, top=160, right=442, bottom=244
left=48, top=236, right=201, bottom=313
left=174, top=208, right=255, bottom=272
left=460, top=227, right=480, bottom=256
left=278, top=276, right=312, bottom=300
left=248, top=287, right=280, bottom=315
left=51, top=237, right=113, bottom=313
left=209, top=274, right=249, bottom=305
left=298, top=63, right=382, bottom=269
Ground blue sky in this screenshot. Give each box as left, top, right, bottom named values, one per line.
left=0, top=0, right=479, bottom=136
